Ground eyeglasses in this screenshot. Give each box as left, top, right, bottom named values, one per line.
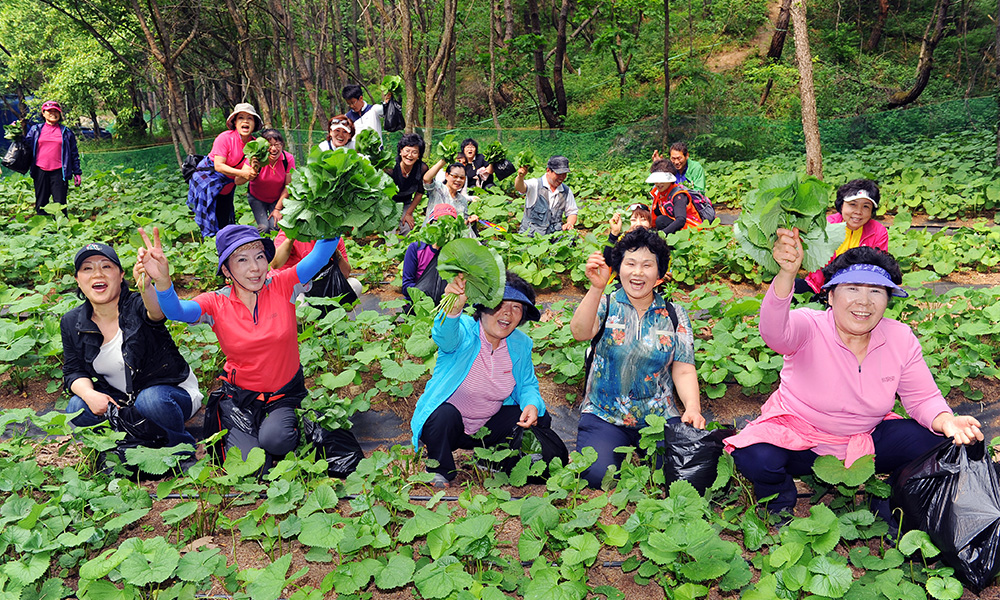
left=447, top=172, right=466, bottom=179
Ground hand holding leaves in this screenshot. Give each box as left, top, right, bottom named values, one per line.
left=773, top=227, right=803, bottom=275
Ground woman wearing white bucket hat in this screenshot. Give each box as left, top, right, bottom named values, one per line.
left=208, top=103, right=264, bottom=228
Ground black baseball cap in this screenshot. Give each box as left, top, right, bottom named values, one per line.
left=74, top=243, right=122, bottom=273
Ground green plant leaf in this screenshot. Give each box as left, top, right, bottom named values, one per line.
left=561, top=532, right=600, bottom=566
left=898, top=529, right=940, bottom=558
left=414, top=556, right=474, bottom=599
left=805, top=555, right=853, bottom=597
left=397, top=506, right=450, bottom=543
left=3, top=551, right=51, bottom=586
left=298, top=513, right=344, bottom=548
left=160, top=501, right=197, bottom=526
left=375, top=554, right=416, bottom=590
left=436, top=238, right=506, bottom=309
left=117, top=537, right=180, bottom=586
left=244, top=553, right=293, bottom=600
left=926, top=576, right=963, bottom=600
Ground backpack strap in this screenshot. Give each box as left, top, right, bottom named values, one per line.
left=282, top=151, right=290, bottom=172
left=664, top=299, right=679, bottom=330
left=583, top=293, right=612, bottom=387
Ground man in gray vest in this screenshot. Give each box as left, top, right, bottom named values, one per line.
left=514, top=155, right=578, bottom=236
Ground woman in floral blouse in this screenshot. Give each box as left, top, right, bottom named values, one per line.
left=570, top=228, right=705, bottom=488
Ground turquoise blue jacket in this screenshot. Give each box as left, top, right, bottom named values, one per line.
left=410, top=313, right=547, bottom=449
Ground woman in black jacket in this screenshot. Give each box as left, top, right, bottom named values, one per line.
left=61, top=242, right=202, bottom=449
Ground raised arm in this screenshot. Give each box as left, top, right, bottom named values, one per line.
left=294, top=238, right=340, bottom=284
left=423, top=159, right=446, bottom=185
left=138, top=227, right=204, bottom=323
left=570, top=252, right=612, bottom=341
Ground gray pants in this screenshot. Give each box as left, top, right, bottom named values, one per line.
left=248, top=192, right=278, bottom=234
left=225, top=406, right=299, bottom=464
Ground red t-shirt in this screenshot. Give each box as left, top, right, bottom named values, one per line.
left=248, top=152, right=295, bottom=202
left=35, top=124, right=64, bottom=171
left=193, top=267, right=302, bottom=392
left=209, top=129, right=249, bottom=195
left=273, top=231, right=347, bottom=271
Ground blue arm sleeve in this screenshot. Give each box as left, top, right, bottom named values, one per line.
left=295, top=238, right=340, bottom=284
left=155, top=284, right=204, bottom=323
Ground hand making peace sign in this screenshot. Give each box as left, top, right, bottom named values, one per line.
left=137, top=227, right=172, bottom=290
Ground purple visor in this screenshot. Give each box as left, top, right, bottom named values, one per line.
left=821, top=263, right=907, bottom=297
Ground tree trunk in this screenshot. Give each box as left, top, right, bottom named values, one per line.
left=422, top=0, right=459, bottom=141
left=503, top=0, right=516, bottom=42
left=268, top=0, right=327, bottom=127
left=350, top=0, right=362, bottom=80
left=444, top=38, right=457, bottom=129
left=526, top=0, right=561, bottom=127
left=488, top=0, right=502, bottom=140
left=864, top=0, right=890, bottom=51
left=552, top=0, right=572, bottom=120
left=759, top=0, right=794, bottom=106
left=223, top=0, right=272, bottom=125
left=995, top=0, right=999, bottom=166
left=661, top=0, right=670, bottom=148
left=886, top=0, right=950, bottom=108
left=791, top=0, right=822, bottom=178
left=398, top=0, right=421, bottom=132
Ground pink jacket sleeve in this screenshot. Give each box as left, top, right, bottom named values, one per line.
left=759, top=285, right=814, bottom=356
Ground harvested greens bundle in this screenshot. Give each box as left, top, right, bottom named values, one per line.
left=243, top=137, right=271, bottom=170
left=355, top=129, right=394, bottom=171
left=4, top=121, right=24, bottom=140
left=482, top=142, right=506, bottom=165
left=732, top=173, right=846, bottom=276
left=432, top=134, right=460, bottom=164
left=435, top=238, right=505, bottom=317
left=415, top=214, right=467, bottom=248
left=514, top=149, right=536, bottom=171
left=381, top=75, right=404, bottom=99
left=279, top=147, right=401, bottom=241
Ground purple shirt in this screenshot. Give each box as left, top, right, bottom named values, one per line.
left=447, top=324, right=515, bottom=434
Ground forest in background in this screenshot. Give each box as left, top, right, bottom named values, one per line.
left=0, top=0, right=998, bottom=165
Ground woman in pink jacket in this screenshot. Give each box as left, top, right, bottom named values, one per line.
left=727, top=231, right=982, bottom=525
left=797, top=179, right=889, bottom=294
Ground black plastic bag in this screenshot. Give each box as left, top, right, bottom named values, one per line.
left=101, top=404, right=170, bottom=478
left=181, top=154, right=207, bottom=182
left=307, top=261, right=358, bottom=308
left=492, top=159, right=516, bottom=181
left=2, top=139, right=31, bottom=174
left=893, top=440, right=1000, bottom=591
left=301, top=416, right=364, bottom=478
left=383, top=98, right=404, bottom=133
left=662, top=423, right=735, bottom=493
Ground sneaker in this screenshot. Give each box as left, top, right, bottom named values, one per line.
left=430, top=473, right=451, bottom=488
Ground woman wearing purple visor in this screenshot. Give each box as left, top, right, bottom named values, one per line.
left=725, top=228, right=982, bottom=531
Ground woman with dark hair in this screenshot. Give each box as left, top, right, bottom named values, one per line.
left=457, top=138, right=494, bottom=189
left=247, top=129, right=294, bottom=234
left=137, top=224, right=342, bottom=464
left=798, top=179, right=889, bottom=294
left=570, top=228, right=705, bottom=488
left=318, top=115, right=356, bottom=151
left=391, top=133, right=429, bottom=235
left=410, top=271, right=567, bottom=486
left=23, top=100, right=82, bottom=216
left=727, top=231, right=982, bottom=523
left=61, top=242, right=201, bottom=453
left=209, top=103, right=263, bottom=228
left=422, top=160, right=477, bottom=224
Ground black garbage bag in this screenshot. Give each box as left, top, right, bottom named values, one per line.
left=662, top=423, right=736, bottom=494
left=306, top=261, right=358, bottom=308
left=101, top=404, right=170, bottom=478
left=301, top=416, right=364, bottom=478
left=2, top=139, right=31, bottom=174
left=383, top=98, right=405, bottom=133
left=492, top=159, right=516, bottom=181
left=893, top=440, right=1000, bottom=591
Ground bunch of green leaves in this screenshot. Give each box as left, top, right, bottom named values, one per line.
left=4, top=120, right=24, bottom=140
left=414, top=214, right=466, bottom=247
left=355, top=128, right=394, bottom=171
left=432, top=134, right=460, bottom=163
left=515, top=149, right=537, bottom=170
left=435, top=238, right=505, bottom=316
left=381, top=75, right=403, bottom=99
left=732, top=172, right=845, bottom=275
left=482, top=141, right=506, bottom=164
left=279, top=147, right=401, bottom=240
left=242, top=137, right=270, bottom=166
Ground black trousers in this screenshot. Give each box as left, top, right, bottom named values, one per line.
left=215, top=189, right=236, bottom=229
left=33, top=168, right=68, bottom=215
left=421, top=403, right=554, bottom=480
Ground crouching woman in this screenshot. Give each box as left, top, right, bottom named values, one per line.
left=410, top=272, right=568, bottom=487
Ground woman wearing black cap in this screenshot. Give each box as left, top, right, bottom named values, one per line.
left=409, top=271, right=568, bottom=487
left=137, top=224, right=340, bottom=464
left=61, top=242, right=201, bottom=452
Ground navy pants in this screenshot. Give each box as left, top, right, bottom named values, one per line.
left=67, top=385, right=197, bottom=449
left=576, top=413, right=681, bottom=488
left=731, top=418, right=944, bottom=514
left=421, top=403, right=553, bottom=481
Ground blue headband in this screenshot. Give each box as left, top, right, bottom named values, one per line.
left=822, top=263, right=907, bottom=297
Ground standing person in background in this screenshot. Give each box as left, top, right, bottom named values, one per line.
left=391, top=134, right=429, bottom=236
left=343, top=85, right=386, bottom=143
left=247, top=129, right=294, bottom=234
left=318, top=115, right=356, bottom=152
left=457, top=138, right=494, bottom=189
left=210, top=103, right=262, bottom=228
left=514, top=155, right=578, bottom=236
left=652, top=142, right=705, bottom=193
left=23, top=100, right=82, bottom=216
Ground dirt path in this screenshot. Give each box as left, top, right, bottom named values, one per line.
left=704, top=0, right=783, bottom=72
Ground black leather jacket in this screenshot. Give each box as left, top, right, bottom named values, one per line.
left=60, top=289, right=191, bottom=404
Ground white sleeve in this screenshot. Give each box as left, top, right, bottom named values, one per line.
left=564, top=188, right=578, bottom=215
left=523, top=178, right=540, bottom=208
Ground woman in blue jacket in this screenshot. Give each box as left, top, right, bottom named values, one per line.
left=23, top=101, right=82, bottom=216
left=410, top=271, right=567, bottom=487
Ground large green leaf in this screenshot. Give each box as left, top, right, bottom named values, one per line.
left=437, top=238, right=506, bottom=308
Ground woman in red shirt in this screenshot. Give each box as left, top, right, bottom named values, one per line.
left=210, top=103, right=262, bottom=228
left=247, top=129, right=294, bottom=234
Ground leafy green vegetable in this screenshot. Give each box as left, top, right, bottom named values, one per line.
left=279, top=147, right=401, bottom=241
left=4, top=120, right=24, bottom=140
left=432, top=134, right=460, bottom=164
left=243, top=137, right=271, bottom=168
left=435, top=238, right=505, bottom=316
left=381, top=75, right=404, bottom=99
left=482, top=142, right=506, bottom=165
left=732, top=173, right=845, bottom=275
left=514, top=149, right=536, bottom=170
left=415, top=214, right=467, bottom=248
left=355, top=129, right=394, bottom=171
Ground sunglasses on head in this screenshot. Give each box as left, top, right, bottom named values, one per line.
left=330, top=119, right=349, bottom=126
